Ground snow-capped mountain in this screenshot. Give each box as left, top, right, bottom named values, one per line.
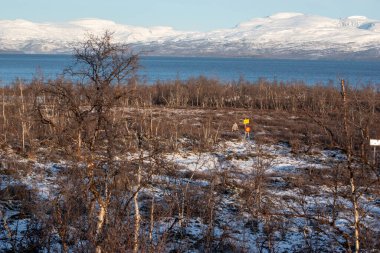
left=1, top=13, right=380, bottom=59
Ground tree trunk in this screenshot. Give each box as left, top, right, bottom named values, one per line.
left=133, top=164, right=141, bottom=253
left=19, top=83, right=26, bottom=152
left=341, top=79, right=360, bottom=253
left=77, top=130, right=82, bottom=157
left=351, top=175, right=360, bottom=253
left=149, top=196, right=155, bottom=244
left=94, top=198, right=107, bottom=253
left=2, top=88, right=6, bottom=142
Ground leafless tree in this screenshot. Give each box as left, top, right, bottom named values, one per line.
left=33, top=31, right=140, bottom=253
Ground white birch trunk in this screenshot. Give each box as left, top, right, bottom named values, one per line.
left=133, top=163, right=142, bottom=253
left=341, top=79, right=360, bottom=253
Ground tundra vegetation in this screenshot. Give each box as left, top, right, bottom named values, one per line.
left=0, top=32, right=379, bottom=253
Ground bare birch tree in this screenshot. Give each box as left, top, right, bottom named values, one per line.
left=35, top=31, right=139, bottom=252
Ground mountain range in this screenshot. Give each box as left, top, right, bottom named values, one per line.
left=1, top=12, right=380, bottom=59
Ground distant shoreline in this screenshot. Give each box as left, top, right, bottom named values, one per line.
left=1, top=51, right=380, bottom=61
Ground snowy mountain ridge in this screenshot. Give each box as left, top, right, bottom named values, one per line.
left=1, top=13, right=380, bottom=59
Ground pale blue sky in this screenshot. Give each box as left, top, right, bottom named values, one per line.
left=2, top=0, right=379, bottom=31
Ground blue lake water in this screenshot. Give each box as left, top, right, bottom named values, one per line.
left=0, top=54, right=380, bottom=86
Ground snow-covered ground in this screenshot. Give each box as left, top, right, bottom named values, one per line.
left=1, top=138, right=379, bottom=252
left=152, top=139, right=379, bottom=252
left=167, top=140, right=335, bottom=175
